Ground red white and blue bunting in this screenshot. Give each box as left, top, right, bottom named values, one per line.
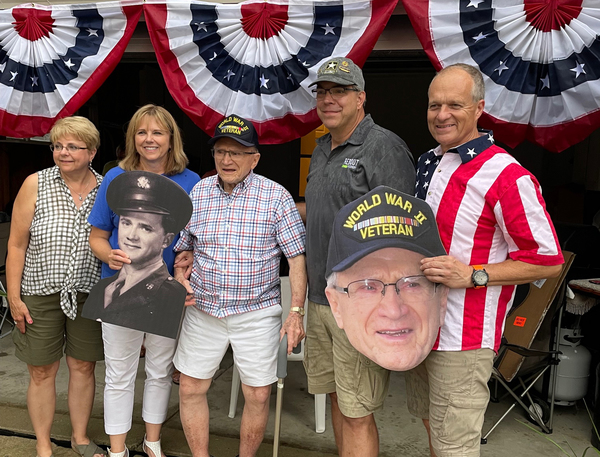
left=403, top=0, right=600, bottom=153
left=144, top=0, right=398, bottom=143
left=0, top=1, right=142, bottom=137
left=0, top=0, right=396, bottom=142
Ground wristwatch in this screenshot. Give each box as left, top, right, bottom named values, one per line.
left=290, top=307, right=305, bottom=316
left=471, top=265, right=489, bottom=289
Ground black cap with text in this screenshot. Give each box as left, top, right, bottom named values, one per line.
left=326, top=186, right=446, bottom=277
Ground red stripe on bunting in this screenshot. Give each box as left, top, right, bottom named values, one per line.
left=0, top=4, right=143, bottom=138
left=479, top=109, right=600, bottom=153
left=145, top=0, right=399, bottom=144
left=401, top=0, right=442, bottom=71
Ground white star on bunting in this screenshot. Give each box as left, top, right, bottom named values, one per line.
left=322, top=24, right=335, bottom=35
left=472, top=32, right=487, bottom=42
left=494, top=61, right=509, bottom=75
left=467, top=0, right=485, bottom=8
left=224, top=69, right=235, bottom=81
left=194, top=22, right=208, bottom=32
left=260, top=74, right=269, bottom=88
left=570, top=62, right=586, bottom=78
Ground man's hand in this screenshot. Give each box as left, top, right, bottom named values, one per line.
left=107, top=249, right=130, bottom=271
left=174, top=251, right=193, bottom=279
left=175, top=275, right=196, bottom=306
left=9, top=297, right=32, bottom=334
left=421, top=255, right=472, bottom=289
left=280, top=311, right=305, bottom=355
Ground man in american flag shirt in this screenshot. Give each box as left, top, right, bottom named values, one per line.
left=172, top=115, right=306, bottom=457
left=407, top=63, right=564, bottom=457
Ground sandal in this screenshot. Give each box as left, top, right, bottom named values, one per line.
left=71, top=439, right=107, bottom=457
left=107, top=446, right=128, bottom=457
left=143, top=435, right=163, bottom=457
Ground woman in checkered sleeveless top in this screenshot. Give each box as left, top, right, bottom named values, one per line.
left=6, top=116, right=106, bottom=457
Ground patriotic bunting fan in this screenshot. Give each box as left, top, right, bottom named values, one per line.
left=145, top=0, right=398, bottom=144
left=403, top=0, right=600, bottom=152
left=0, top=2, right=142, bottom=138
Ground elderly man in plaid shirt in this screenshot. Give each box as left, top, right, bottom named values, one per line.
left=173, top=115, right=307, bottom=457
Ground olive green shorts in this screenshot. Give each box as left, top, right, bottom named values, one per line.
left=303, top=300, right=390, bottom=418
left=12, top=292, right=104, bottom=366
left=405, top=348, right=494, bottom=457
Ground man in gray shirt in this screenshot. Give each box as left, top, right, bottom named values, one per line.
left=297, top=57, right=415, bottom=457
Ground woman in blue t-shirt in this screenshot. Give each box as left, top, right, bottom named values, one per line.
left=88, top=105, right=200, bottom=457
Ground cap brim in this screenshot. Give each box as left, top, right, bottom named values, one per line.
left=308, top=75, right=359, bottom=88
left=327, top=239, right=446, bottom=277
left=208, top=133, right=256, bottom=147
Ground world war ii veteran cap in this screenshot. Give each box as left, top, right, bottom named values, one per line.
left=309, top=57, right=365, bottom=91
left=326, top=186, right=447, bottom=277
left=208, top=114, right=259, bottom=148
left=106, top=171, right=193, bottom=234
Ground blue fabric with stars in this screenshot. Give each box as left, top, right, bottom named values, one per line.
left=415, top=129, right=494, bottom=200
left=188, top=3, right=342, bottom=95
left=459, top=0, right=599, bottom=96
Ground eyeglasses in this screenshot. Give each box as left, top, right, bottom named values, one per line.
left=50, top=143, right=88, bottom=153
left=312, top=86, right=360, bottom=100
left=332, top=275, right=438, bottom=304
left=211, top=148, right=258, bottom=159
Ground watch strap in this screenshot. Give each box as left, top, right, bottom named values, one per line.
left=290, top=306, right=305, bottom=316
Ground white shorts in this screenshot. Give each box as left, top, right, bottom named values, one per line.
left=174, top=304, right=282, bottom=387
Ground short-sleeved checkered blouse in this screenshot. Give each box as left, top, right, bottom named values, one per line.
left=20, top=166, right=102, bottom=320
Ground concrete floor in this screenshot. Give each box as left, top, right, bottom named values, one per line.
left=0, top=316, right=597, bottom=457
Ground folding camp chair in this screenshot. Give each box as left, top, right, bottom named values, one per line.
left=481, top=251, right=575, bottom=443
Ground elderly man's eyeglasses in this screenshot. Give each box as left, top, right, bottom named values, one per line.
left=50, top=143, right=88, bottom=153
left=211, top=148, right=258, bottom=159
left=312, top=86, right=360, bottom=100
left=332, top=275, right=438, bottom=304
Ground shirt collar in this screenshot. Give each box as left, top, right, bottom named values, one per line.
left=446, top=129, right=495, bottom=163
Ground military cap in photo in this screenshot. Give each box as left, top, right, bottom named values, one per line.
left=326, top=186, right=447, bottom=277
left=107, top=171, right=193, bottom=234
left=309, top=57, right=365, bottom=91
left=208, top=114, right=259, bottom=148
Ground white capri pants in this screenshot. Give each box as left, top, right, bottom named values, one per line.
left=102, top=323, right=177, bottom=435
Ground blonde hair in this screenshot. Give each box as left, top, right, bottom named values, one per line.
left=120, top=104, right=188, bottom=175
left=50, top=116, right=100, bottom=150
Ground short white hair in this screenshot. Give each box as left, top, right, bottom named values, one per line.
left=326, top=272, right=337, bottom=289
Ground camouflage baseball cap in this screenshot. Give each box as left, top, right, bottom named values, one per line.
left=309, top=57, right=365, bottom=91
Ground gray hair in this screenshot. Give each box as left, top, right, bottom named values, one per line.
left=431, top=63, right=485, bottom=103
left=326, top=272, right=337, bottom=289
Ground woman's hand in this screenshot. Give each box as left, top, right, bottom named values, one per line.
left=107, top=249, right=131, bottom=271
left=174, top=251, right=193, bottom=279
left=9, top=297, right=32, bottom=334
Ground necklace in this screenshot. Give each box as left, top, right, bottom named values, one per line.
left=63, top=172, right=92, bottom=201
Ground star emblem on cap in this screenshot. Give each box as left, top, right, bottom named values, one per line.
left=137, top=177, right=150, bottom=189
